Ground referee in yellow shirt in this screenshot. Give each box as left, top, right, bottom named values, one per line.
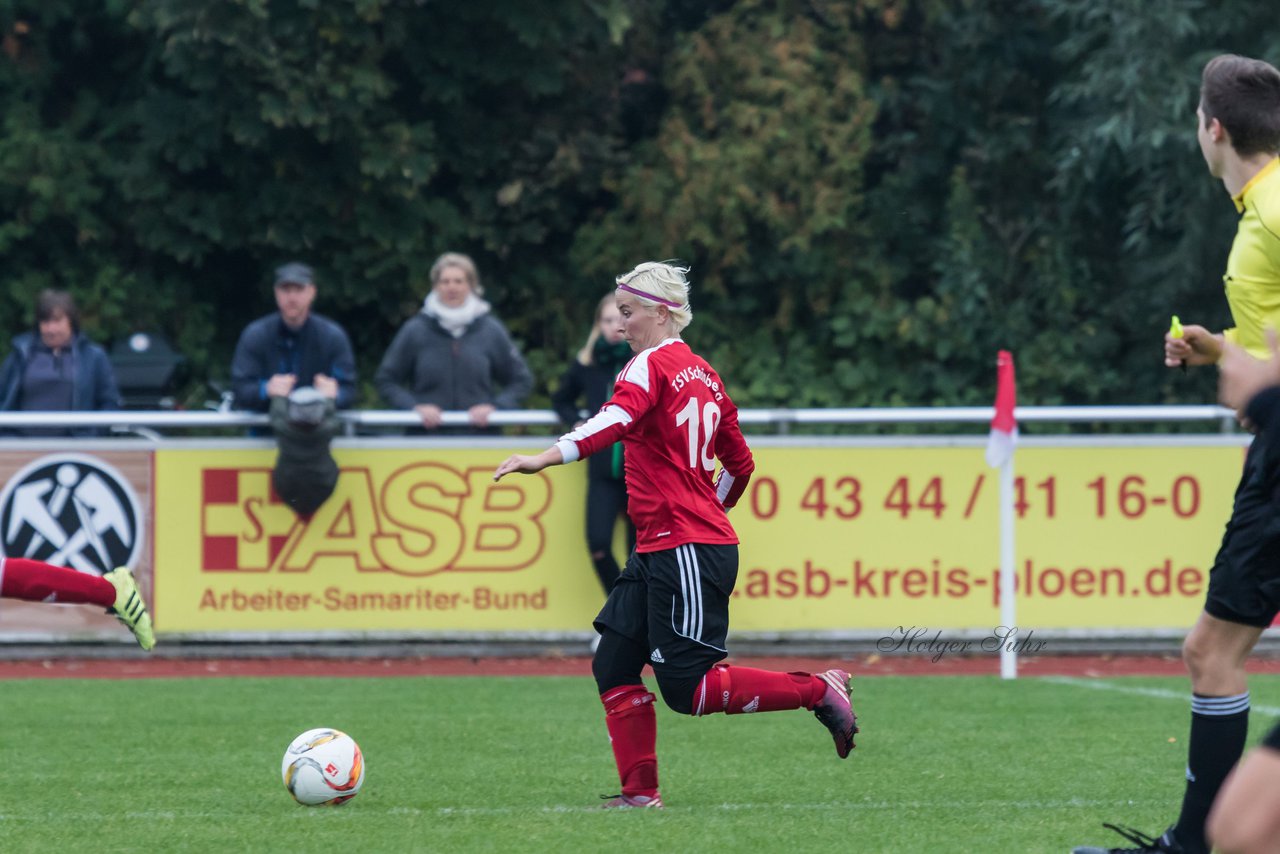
left=1074, top=54, right=1280, bottom=854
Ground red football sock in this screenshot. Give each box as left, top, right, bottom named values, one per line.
left=692, top=664, right=826, bottom=715
left=600, top=685, right=659, bottom=797
left=0, top=558, right=116, bottom=607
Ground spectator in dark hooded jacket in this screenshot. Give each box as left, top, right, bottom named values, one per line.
left=551, top=292, right=635, bottom=595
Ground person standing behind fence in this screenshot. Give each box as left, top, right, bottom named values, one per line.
left=231, top=262, right=357, bottom=413
left=375, top=252, right=532, bottom=433
left=551, top=294, right=635, bottom=595
left=0, top=289, right=120, bottom=436
left=1075, top=54, right=1280, bottom=854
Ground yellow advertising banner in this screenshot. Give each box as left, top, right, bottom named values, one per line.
left=153, top=447, right=606, bottom=632
left=152, top=441, right=1244, bottom=634
left=728, top=443, right=1240, bottom=630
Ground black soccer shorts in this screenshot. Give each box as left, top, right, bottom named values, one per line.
left=594, top=542, right=738, bottom=682
left=1204, top=441, right=1280, bottom=628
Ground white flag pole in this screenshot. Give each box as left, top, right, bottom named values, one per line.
left=986, top=350, right=1018, bottom=679
left=999, top=455, right=1017, bottom=679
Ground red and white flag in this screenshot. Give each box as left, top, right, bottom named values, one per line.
left=985, top=350, right=1017, bottom=468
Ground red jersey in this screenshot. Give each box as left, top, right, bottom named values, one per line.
left=554, top=338, right=754, bottom=551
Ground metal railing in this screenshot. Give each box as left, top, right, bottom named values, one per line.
left=0, top=404, right=1242, bottom=437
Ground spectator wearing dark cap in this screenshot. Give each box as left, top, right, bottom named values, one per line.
left=230, top=262, right=357, bottom=412
left=269, top=385, right=341, bottom=518
left=0, top=289, right=120, bottom=436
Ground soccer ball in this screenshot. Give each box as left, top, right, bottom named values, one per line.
left=281, top=728, right=365, bottom=805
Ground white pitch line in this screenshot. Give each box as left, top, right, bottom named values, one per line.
left=1044, top=676, right=1280, bottom=717
left=0, top=797, right=1158, bottom=823
left=434, top=798, right=1122, bottom=816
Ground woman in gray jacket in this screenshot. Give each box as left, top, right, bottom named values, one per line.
left=375, top=253, right=532, bottom=432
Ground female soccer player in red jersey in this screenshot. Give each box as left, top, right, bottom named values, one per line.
left=493, top=262, right=856, bottom=809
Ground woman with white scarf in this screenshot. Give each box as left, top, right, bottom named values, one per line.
left=375, top=252, right=533, bottom=432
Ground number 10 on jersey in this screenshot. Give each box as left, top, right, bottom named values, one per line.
left=676, top=398, right=722, bottom=471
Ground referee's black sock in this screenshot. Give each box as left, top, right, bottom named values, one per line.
left=1172, top=691, right=1249, bottom=854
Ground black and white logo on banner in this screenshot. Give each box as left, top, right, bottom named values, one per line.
left=0, top=454, right=142, bottom=574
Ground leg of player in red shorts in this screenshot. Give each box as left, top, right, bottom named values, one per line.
left=0, top=557, right=155, bottom=650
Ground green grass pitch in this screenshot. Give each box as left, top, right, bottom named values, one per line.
left=2, top=672, right=1278, bottom=852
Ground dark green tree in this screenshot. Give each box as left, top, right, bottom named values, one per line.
left=572, top=0, right=879, bottom=407
left=0, top=0, right=635, bottom=403
left=2, top=0, right=1279, bottom=420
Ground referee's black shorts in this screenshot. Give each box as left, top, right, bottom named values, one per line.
left=594, top=542, right=738, bottom=683
left=1205, top=440, right=1280, bottom=628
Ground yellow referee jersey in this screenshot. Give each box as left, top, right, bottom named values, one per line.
left=1223, top=157, right=1280, bottom=358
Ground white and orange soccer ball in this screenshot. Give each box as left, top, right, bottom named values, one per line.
left=281, top=728, right=365, bottom=805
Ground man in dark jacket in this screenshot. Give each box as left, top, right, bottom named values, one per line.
left=0, top=289, right=120, bottom=436
left=231, top=262, right=357, bottom=411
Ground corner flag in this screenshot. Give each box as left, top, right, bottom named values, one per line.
left=985, top=349, right=1019, bottom=679
left=985, top=350, right=1017, bottom=468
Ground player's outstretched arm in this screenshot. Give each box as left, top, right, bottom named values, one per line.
left=493, top=447, right=564, bottom=482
